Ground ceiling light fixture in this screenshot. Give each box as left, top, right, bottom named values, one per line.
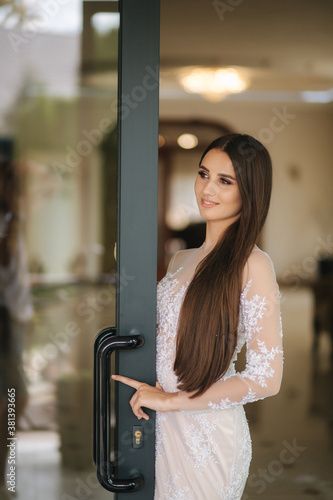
left=177, top=133, right=198, bottom=149
left=179, top=67, right=249, bottom=102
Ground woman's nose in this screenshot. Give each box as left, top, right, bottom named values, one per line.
left=202, top=179, right=217, bottom=197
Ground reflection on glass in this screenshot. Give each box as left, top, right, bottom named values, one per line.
left=0, top=146, right=33, bottom=496
left=0, top=1, right=119, bottom=497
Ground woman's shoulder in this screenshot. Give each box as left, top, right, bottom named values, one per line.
left=167, top=248, right=197, bottom=273
left=248, top=246, right=275, bottom=267
left=243, top=246, right=277, bottom=286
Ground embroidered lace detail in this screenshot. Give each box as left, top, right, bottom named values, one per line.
left=183, top=413, right=220, bottom=471
left=217, top=407, right=252, bottom=499
left=243, top=340, right=283, bottom=387
left=240, top=279, right=266, bottom=341
left=161, top=471, right=195, bottom=500
left=155, top=412, right=167, bottom=459
left=208, top=388, right=258, bottom=411
left=156, top=270, right=188, bottom=393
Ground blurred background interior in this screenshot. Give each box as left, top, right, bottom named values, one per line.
left=0, top=0, right=333, bottom=499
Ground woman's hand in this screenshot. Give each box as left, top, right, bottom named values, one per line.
left=111, top=375, right=178, bottom=420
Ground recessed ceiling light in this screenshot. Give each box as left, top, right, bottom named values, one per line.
left=177, top=133, right=198, bottom=149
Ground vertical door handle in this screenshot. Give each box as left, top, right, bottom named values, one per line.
left=94, top=326, right=145, bottom=492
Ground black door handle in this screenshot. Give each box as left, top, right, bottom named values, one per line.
left=94, top=326, right=145, bottom=492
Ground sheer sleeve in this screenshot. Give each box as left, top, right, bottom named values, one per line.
left=177, top=250, right=283, bottom=411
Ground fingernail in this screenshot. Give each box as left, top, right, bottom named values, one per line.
left=111, top=375, right=116, bottom=379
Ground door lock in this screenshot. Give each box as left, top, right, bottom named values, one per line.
left=133, top=426, right=144, bottom=448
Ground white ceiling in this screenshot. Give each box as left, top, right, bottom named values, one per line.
left=160, top=0, right=333, bottom=99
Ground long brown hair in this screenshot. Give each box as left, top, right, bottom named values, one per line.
left=174, top=134, right=272, bottom=397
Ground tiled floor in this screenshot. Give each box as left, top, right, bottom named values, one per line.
left=15, top=431, right=111, bottom=500
left=4, top=285, right=333, bottom=499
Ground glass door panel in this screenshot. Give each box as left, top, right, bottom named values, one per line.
left=0, top=2, right=119, bottom=498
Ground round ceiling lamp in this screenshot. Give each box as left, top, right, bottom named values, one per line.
left=177, top=133, right=198, bottom=149
left=179, top=67, right=249, bottom=102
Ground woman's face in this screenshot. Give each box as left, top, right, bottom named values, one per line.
left=194, top=148, right=242, bottom=226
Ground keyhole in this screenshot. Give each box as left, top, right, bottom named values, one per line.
left=134, top=430, right=142, bottom=444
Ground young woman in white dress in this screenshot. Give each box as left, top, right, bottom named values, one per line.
left=112, top=133, right=283, bottom=499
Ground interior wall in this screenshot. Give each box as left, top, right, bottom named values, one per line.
left=166, top=150, right=200, bottom=231
left=159, top=99, right=333, bottom=279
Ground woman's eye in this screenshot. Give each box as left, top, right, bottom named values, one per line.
left=198, top=170, right=208, bottom=178
left=220, top=178, right=231, bottom=185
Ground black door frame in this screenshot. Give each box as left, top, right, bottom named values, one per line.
left=116, top=0, right=160, bottom=498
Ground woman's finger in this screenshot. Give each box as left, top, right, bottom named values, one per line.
left=137, top=408, right=149, bottom=420
left=112, top=374, right=143, bottom=390
left=129, top=392, right=149, bottom=420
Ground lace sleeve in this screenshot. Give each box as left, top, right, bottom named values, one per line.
left=177, top=250, right=283, bottom=411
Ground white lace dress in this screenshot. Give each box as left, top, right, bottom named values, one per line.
left=154, top=249, right=283, bottom=500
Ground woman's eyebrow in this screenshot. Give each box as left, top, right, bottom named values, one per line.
left=199, top=164, right=236, bottom=181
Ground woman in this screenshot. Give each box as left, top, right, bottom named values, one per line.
left=112, top=134, right=283, bottom=499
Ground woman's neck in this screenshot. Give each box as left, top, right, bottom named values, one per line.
left=201, top=221, right=227, bottom=252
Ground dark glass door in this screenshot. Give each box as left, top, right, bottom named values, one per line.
left=94, top=1, right=160, bottom=499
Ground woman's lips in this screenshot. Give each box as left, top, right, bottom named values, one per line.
left=201, top=198, right=219, bottom=208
